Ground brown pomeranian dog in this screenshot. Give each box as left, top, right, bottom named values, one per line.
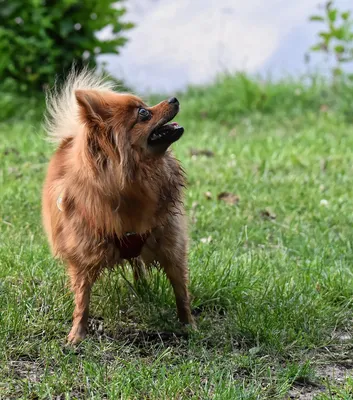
left=42, top=69, right=194, bottom=344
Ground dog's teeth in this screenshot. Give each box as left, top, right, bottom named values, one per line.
left=150, top=130, right=169, bottom=142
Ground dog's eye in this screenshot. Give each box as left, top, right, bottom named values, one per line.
left=138, top=108, right=151, bottom=121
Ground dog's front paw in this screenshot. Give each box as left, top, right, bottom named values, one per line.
left=67, top=326, right=87, bottom=345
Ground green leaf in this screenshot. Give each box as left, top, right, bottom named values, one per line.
left=310, top=44, right=325, bottom=52
left=319, top=32, right=331, bottom=44
left=334, top=45, right=345, bottom=54
left=328, top=9, right=337, bottom=22
left=333, top=27, right=346, bottom=40
left=341, top=11, right=351, bottom=21
left=310, top=15, right=324, bottom=22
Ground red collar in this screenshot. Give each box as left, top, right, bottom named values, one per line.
left=115, top=232, right=149, bottom=259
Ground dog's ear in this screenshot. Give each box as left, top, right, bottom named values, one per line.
left=75, top=90, right=110, bottom=127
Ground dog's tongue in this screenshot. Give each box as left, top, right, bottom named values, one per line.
left=170, top=122, right=180, bottom=127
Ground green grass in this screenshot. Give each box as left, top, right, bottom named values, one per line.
left=1, top=74, right=353, bottom=399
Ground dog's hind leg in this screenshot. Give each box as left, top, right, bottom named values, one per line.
left=162, top=256, right=195, bottom=328
left=129, top=257, right=147, bottom=282
left=148, top=224, right=194, bottom=327
left=141, top=214, right=195, bottom=328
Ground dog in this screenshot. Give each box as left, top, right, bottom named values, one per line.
left=42, top=69, right=194, bottom=344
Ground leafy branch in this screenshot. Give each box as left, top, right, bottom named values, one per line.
left=309, top=1, right=353, bottom=77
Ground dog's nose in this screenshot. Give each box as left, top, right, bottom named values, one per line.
left=168, top=97, right=179, bottom=105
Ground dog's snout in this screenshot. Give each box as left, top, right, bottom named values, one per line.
left=168, top=97, right=179, bottom=105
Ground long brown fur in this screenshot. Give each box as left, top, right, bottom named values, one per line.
left=42, top=69, right=194, bottom=344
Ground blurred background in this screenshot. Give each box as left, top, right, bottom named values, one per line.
left=101, top=0, right=353, bottom=93
left=0, top=0, right=352, bottom=97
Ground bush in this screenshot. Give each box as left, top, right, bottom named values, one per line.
left=0, top=0, right=133, bottom=93
left=309, top=1, right=353, bottom=78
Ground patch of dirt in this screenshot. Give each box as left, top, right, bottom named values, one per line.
left=116, top=328, right=188, bottom=344
left=87, top=317, right=188, bottom=348
left=217, top=192, right=240, bottom=206
left=316, top=363, right=352, bottom=384
left=2, top=359, right=46, bottom=398
left=286, top=362, right=353, bottom=399
left=260, top=209, right=276, bottom=220
left=8, top=360, right=44, bottom=382
left=204, top=191, right=212, bottom=200
left=189, top=148, right=215, bottom=157
left=4, top=360, right=88, bottom=399
left=3, top=147, right=20, bottom=157
left=7, top=166, right=23, bottom=179
left=88, top=316, right=105, bottom=335
left=331, top=330, right=353, bottom=343
left=287, top=383, right=325, bottom=400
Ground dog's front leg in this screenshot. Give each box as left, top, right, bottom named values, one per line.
left=67, top=263, right=97, bottom=344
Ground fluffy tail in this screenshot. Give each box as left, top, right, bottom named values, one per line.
left=44, top=67, right=115, bottom=143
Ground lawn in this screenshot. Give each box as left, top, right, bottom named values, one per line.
left=1, top=75, right=353, bottom=399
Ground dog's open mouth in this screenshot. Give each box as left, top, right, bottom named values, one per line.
left=148, top=122, right=184, bottom=147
